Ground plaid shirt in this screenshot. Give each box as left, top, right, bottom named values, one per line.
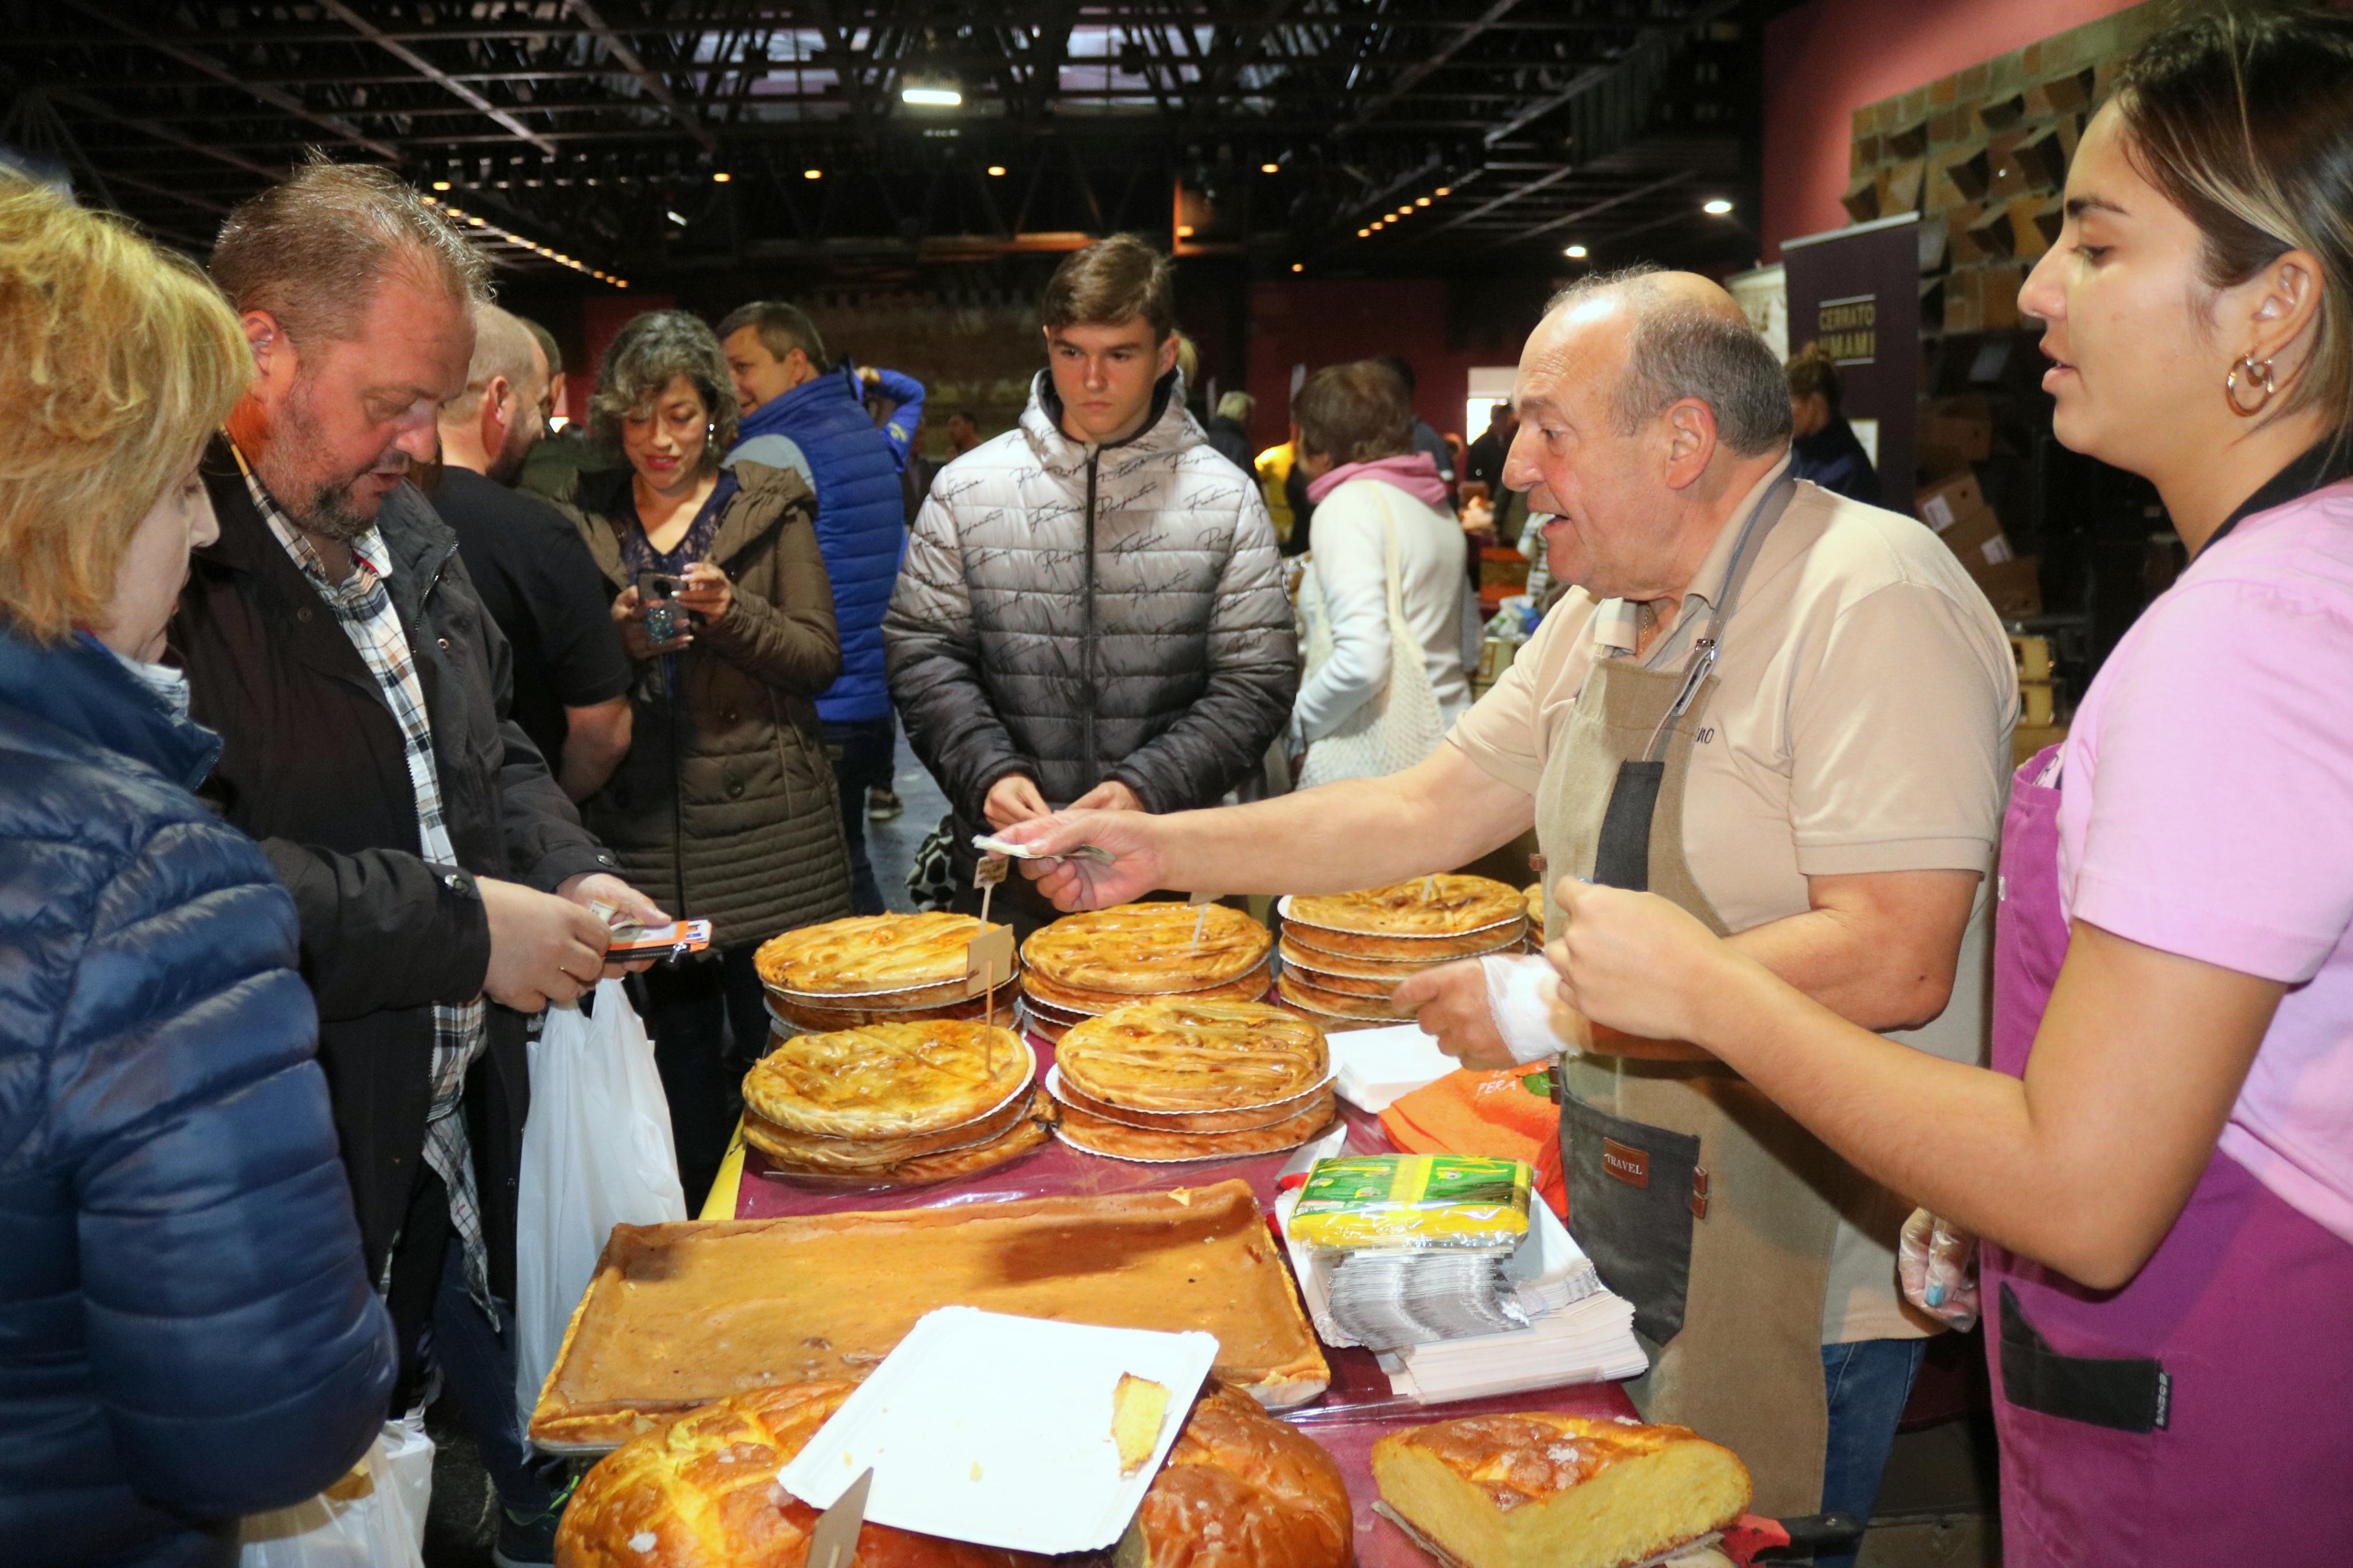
left=239, top=453, right=494, bottom=1314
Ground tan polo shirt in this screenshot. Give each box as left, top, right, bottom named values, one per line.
left=1449, top=461, right=2018, bottom=1342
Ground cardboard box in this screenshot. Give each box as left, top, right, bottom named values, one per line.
left=1917, top=465, right=1988, bottom=529
left=2018, top=679, right=2058, bottom=726
left=1972, top=554, right=2043, bottom=620
left=2013, top=721, right=2067, bottom=769
left=1940, top=504, right=2008, bottom=568
left=1922, top=397, right=1995, bottom=463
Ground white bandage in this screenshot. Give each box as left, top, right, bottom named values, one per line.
left=1480, top=953, right=1573, bottom=1066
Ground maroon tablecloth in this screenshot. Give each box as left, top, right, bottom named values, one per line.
left=736, top=1032, right=1641, bottom=1562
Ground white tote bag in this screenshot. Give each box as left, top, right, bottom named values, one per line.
left=236, top=1415, right=432, bottom=1568
left=512, top=979, right=687, bottom=1425
left=1298, top=490, right=1451, bottom=787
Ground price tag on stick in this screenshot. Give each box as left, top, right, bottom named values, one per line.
left=966, top=856, right=1017, bottom=1011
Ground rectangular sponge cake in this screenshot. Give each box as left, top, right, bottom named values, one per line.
left=1372, top=1413, right=1751, bottom=1568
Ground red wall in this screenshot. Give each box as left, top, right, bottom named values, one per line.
left=1761, top=0, right=2142, bottom=259
left=1245, top=279, right=1520, bottom=454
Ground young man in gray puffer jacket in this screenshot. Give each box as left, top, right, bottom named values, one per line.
left=885, top=234, right=1297, bottom=934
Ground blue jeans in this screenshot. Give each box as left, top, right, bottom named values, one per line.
left=1816, top=1336, right=1926, bottom=1567
left=824, top=715, right=896, bottom=916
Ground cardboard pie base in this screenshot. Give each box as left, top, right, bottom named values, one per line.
left=1019, top=960, right=1273, bottom=1017
left=764, top=991, right=1016, bottom=1034
left=1278, top=970, right=1414, bottom=1021
left=1043, top=1064, right=1335, bottom=1133
left=1276, top=954, right=1400, bottom=998
left=752, top=1091, right=1056, bottom=1186
left=743, top=1077, right=1040, bottom=1171
left=1054, top=1089, right=1336, bottom=1162
left=1280, top=918, right=1528, bottom=963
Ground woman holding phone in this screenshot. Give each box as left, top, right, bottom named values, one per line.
left=1542, top=11, right=2353, bottom=1558
left=551, top=310, right=851, bottom=1208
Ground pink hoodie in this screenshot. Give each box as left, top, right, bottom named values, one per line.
left=1305, top=449, right=1451, bottom=508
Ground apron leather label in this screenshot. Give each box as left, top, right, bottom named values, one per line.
left=1602, top=1137, right=1650, bottom=1188
left=1690, top=1165, right=1710, bottom=1220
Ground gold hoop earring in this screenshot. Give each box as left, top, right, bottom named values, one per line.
left=2226, top=351, right=2276, bottom=417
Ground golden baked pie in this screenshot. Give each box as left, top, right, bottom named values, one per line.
left=1276, top=934, right=1445, bottom=982
left=1056, top=1088, right=1336, bottom=1161
left=1020, top=962, right=1271, bottom=1018
left=1050, top=1071, right=1330, bottom=1134
left=1277, top=970, right=1412, bottom=1021
left=1286, top=876, right=1525, bottom=938
left=553, top=1379, right=1351, bottom=1568
left=743, top=1083, right=1041, bottom=1171
left=1021, top=903, right=1273, bottom=994
left=766, top=991, right=1014, bottom=1034
left=555, top=1379, right=1053, bottom=1568
left=753, top=1097, right=1056, bottom=1188
left=1057, top=1000, right=1328, bottom=1112
left=1371, top=1413, right=1752, bottom=1568
left=755, top=912, right=1002, bottom=1000
left=741, top=1020, right=1032, bottom=1139
left=1280, top=919, right=1527, bottom=965
left=1524, top=882, right=1546, bottom=927
left=530, top=1182, right=1331, bottom=1448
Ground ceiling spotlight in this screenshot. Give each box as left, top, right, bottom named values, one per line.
left=666, top=209, right=688, bottom=226
left=902, top=77, right=963, bottom=107
left=1261, top=162, right=1280, bottom=175
left=986, top=165, right=1007, bottom=177
left=431, top=179, right=452, bottom=191
left=1290, top=262, right=1304, bottom=273
left=1357, top=227, right=1371, bottom=237
left=1414, top=196, right=1431, bottom=207
left=1703, top=198, right=1734, bottom=215
left=1565, top=243, right=1588, bottom=258
left=1177, top=223, right=1195, bottom=238
left=421, top=194, right=436, bottom=205
left=712, top=171, right=732, bottom=183
left=1435, top=186, right=1451, bottom=197
left=804, top=168, right=823, bottom=180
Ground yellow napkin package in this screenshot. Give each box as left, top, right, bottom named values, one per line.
left=1286, top=1154, right=1532, bottom=1251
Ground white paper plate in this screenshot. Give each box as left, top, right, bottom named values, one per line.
left=1277, top=894, right=1525, bottom=941
left=778, top=1306, right=1218, bottom=1555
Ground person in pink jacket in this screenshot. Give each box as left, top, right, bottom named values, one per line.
left=1540, top=11, right=2353, bottom=1561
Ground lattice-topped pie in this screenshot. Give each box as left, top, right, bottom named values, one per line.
left=1022, top=903, right=1273, bottom=994
left=754, top=912, right=999, bottom=1001
left=1057, top=999, right=1328, bottom=1114
left=1286, top=876, right=1527, bottom=938
left=741, top=1019, right=1032, bottom=1139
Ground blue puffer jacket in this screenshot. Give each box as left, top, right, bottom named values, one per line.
left=733, top=365, right=907, bottom=723
left=0, top=626, right=398, bottom=1567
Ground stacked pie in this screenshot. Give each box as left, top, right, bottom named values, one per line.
left=740, top=1018, right=1049, bottom=1184
left=755, top=912, right=1017, bottom=1034
left=1276, top=876, right=1530, bottom=1029
left=1017, top=902, right=1275, bottom=1042
left=1048, top=998, right=1337, bottom=1161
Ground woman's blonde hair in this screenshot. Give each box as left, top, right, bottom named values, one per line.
left=0, top=181, right=249, bottom=641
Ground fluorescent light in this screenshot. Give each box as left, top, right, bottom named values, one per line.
left=986, top=165, right=1007, bottom=177
left=902, top=85, right=963, bottom=107
left=1565, top=243, right=1588, bottom=258
left=1703, top=198, right=1734, bottom=215
left=666, top=209, right=688, bottom=226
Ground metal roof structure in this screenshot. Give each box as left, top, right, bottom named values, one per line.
left=2, top=2, right=1767, bottom=283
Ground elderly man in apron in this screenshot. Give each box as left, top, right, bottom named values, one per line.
left=1000, top=268, right=2018, bottom=1535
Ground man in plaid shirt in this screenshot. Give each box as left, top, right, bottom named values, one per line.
left=173, top=161, right=668, bottom=1565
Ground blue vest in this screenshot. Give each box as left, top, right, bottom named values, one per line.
left=734, top=367, right=907, bottom=722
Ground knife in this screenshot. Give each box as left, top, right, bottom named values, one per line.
left=805, top=1466, right=873, bottom=1568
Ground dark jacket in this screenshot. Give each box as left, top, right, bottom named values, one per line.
left=1791, top=414, right=1881, bottom=506
left=0, top=625, right=396, bottom=1567
left=885, top=369, right=1296, bottom=876
left=1202, top=413, right=1254, bottom=473
left=729, top=366, right=907, bottom=724
left=554, top=460, right=853, bottom=948
left=174, top=443, right=617, bottom=1302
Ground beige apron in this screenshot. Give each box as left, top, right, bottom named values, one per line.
left=1534, top=478, right=1852, bottom=1515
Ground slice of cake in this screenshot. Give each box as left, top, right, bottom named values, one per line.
left=1110, top=1373, right=1171, bottom=1474
left=1371, top=1413, right=1751, bottom=1568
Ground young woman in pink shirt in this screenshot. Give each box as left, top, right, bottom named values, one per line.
left=1545, top=11, right=2353, bottom=1559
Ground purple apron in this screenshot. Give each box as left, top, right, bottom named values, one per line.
left=1984, top=745, right=2353, bottom=1563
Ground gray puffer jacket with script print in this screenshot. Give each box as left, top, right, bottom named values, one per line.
left=884, top=368, right=1296, bottom=873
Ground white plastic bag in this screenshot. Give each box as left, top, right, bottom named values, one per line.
left=237, top=1421, right=431, bottom=1568
left=513, top=979, right=687, bottom=1425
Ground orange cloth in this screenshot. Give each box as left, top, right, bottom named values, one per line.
left=1379, top=1068, right=1567, bottom=1218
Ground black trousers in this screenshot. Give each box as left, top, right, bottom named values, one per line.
left=630, top=943, right=768, bottom=1214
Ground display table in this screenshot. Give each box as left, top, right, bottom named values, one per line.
left=726, top=1031, right=1640, bottom=1566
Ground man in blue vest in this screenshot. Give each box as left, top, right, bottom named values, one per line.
left=719, top=300, right=911, bottom=914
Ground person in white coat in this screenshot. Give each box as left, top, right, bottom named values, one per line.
left=1289, top=360, right=1478, bottom=784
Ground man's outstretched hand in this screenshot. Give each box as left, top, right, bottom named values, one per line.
left=993, top=809, right=1170, bottom=911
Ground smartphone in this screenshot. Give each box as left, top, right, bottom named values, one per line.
left=606, top=918, right=714, bottom=957
left=636, top=572, right=682, bottom=601
left=636, top=572, right=687, bottom=644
